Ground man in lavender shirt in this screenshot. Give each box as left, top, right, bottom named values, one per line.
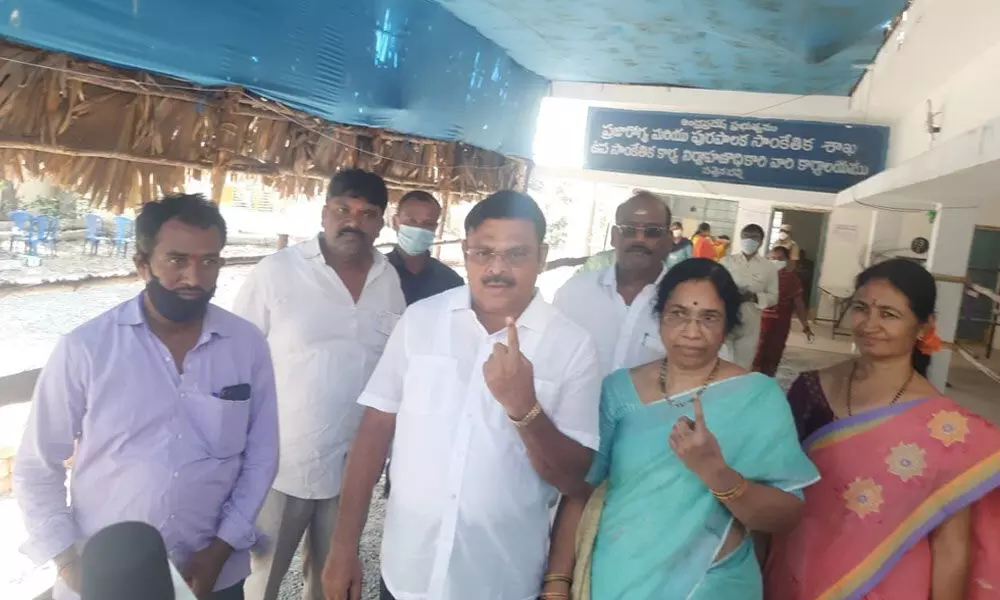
left=14, top=194, right=279, bottom=600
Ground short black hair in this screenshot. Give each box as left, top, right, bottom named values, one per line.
left=465, top=190, right=546, bottom=243
left=653, top=258, right=743, bottom=336
left=742, top=223, right=765, bottom=239
left=718, top=235, right=730, bottom=241
left=327, top=169, right=389, bottom=211
left=855, top=258, right=937, bottom=376
left=770, top=246, right=790, bottom=260
left=697, top=222, right=712, bottom=233
left=136, top=193, right=227, bottom=255
left=671, top=221, right=683, bottom=229
left=398, top=190, right=439, bottom=210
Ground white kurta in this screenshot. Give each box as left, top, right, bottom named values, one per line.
left=359, top=287, right=601, bottom=600
left=719, top=253, right=780, bottom=369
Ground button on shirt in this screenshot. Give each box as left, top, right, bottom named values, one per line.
left=14, top=296, right=279, bottom=600
left=359, top=287, right=601, bottom=600
left=233, top=236, right=405, bottom=499
left=553, top=266, right=667, bottom=375
left=387, top=248, right=464, bottom=306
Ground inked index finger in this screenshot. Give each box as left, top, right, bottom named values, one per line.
left=692, top=395, right=706, bottom=428
left=505, top=316, right=520, bottom=356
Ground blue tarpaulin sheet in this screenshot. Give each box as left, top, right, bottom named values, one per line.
left=0, top=0, right=548, bottom=157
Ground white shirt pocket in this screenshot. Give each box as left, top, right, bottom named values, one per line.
left=400, top=355, right=459, bottom=415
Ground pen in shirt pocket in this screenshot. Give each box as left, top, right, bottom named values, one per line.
left=212, top=384, right=252, bottom=401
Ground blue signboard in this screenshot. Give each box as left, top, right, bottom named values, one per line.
left=584, top=107, right=889, bottom=194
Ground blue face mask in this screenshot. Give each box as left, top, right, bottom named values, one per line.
left=396, top=224, right=435, bottom=256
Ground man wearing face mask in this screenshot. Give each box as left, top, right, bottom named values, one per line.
left=15, top=194, right=279, bottom=600
left=387, top=190, right=464, bottom=305
left=771, top=223, right=800, bottom=269
left=719, top=223, right=779, bottom=369
left=234, top=169, right=405, bottom=600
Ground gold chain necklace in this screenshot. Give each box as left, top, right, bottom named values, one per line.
left=658, top=356, right=721, bottom=407
left=846, top=361, right=915, bottom=417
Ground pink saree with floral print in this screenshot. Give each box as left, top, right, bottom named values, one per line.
left=764, top=395, right=1000, bottom=599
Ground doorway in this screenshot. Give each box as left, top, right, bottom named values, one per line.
left=957, top=227, right=1000, bottom=348
left=767, top=208, right=829, bottom=311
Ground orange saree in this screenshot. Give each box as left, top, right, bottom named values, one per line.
left=765, top=392, right=1000, bottom=599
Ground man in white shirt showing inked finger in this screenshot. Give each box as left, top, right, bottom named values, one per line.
left=234, top=169, right=405, bottom=600
left=321, top=190, right=601, bottom=600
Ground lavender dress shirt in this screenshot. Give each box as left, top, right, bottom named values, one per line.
left=14, top=294, right=279, bottom=599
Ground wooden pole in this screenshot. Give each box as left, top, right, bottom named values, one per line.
left=434, top=144, right=454, bottom=260
left=583, top=182, right=598, bottom=256
left=434, top=192, right=452, bottom=260
left=209, top=89, right=241, bottom=204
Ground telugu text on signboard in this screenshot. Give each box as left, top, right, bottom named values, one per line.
left=584, top=108, right=889, bottom=194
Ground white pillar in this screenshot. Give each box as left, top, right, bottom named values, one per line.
left=865, top=210, right=903, bottom=267
left=924, top=206, right=977, bottom=389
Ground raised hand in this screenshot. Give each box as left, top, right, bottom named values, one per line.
left=483, top=317, right=536, bottom=419
left=668, top=395, right=726, bottom=481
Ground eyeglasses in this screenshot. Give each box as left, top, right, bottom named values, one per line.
left=465, top=246, right=535, bottom=267
left=662, top=308, right=725, bottom=329
left=615, top=224, right=667, bottom=239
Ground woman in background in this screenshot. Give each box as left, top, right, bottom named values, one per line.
left=691, top=222, right=716, bottom=259
left=541, top=259, right=818, bottom=600
left=752, top=246, right=814, bottom=376
left=765, top=258, right=1000, bottom=599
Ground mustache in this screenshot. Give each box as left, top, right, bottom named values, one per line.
left=624, top=244, right=652, bottom=254
left=337, top=227, right=366, bottom=238
left=481, top=275, right=516, bottom=287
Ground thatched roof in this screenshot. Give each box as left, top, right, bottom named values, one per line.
left=0, top=40, right=530, bottom=212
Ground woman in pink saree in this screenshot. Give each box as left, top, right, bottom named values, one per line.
left=765, top=258, right=1000, bottom=600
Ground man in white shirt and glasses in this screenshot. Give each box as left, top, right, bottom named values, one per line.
left=235, top=169, right=405, bottom=600
left=321, top=190, right=601, bottom=600
left=719, top=223, right=779, bottom=369
left=553, top=191, right=675, bottom=375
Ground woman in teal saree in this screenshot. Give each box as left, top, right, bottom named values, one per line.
left=541, top=258, right=819, bottom=600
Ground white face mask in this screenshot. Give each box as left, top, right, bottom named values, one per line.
left=672, top=230, right=683, bottom=239
left=771, top=259, right=787, bottom=269
left=778, top=232, right=790, bottom=241
left=740, top=238, right=761, bottom=255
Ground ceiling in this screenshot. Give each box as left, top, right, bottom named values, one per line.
left=432, top=0, right=907, bottom=95
left=0, top=0, right=906, bottom=160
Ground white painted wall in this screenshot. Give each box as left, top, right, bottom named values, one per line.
left=852, top=0, right=1000, bottom=168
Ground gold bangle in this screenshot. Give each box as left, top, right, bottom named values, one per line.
left=543, top=573, right=573, bottom=585
left=540, top=593, right=570, bottom=599
left=510, top=402, right=543, bottom=428
left=712, top=477, right=748, bottom=502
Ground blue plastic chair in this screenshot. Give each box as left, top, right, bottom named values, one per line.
left=83, top=213, right=104, bottom=254
left=32, top=215, right=59, bottom=256
left=7, top=210, right=33, bottom=253
left=110, top=216, right=135, bottom=257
